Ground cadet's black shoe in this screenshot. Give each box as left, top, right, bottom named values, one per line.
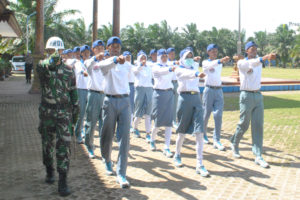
left=45, top=167, right=55, bottom=184
left=58, top=173, right=71, bottom=197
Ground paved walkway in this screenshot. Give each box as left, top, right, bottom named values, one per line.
left=0, top=75, right=299, bottom=200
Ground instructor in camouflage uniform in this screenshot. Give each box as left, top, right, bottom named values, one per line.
left=37, top=36, right=79, bottom=197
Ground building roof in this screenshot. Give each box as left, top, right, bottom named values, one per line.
left=0, top=0, right=22, bottom=38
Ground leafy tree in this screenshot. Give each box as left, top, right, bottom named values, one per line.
left=271, top=24, right=295, bottom=68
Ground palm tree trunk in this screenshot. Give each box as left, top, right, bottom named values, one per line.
left=92, top=0, right=98, bottom=42
left=112, top=0, right=120, bottom=37
left=29, top=0, right=44, bottom=94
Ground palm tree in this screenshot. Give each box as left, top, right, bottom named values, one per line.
left=3, top=0, right=80, bottom=55
left=290, top=28, right=300, bottom=67
left=254, top=31, right=268, bottom=55
left=272, top=24, right=295, bottom=68
left=121, top=23, right=148, bottom=56
left=97, top=24, right=113, bottom=44
left=64, top=18, right=91, bottom=47
left=182, top=23, right=201, bottom=55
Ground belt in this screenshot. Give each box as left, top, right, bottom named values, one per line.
left=206, top=85, right=222, bottom=89
left=180, top=91, right=199, bottom=95
left=241, top=90, right=260, bottom=93
left=154, top=88, right=173, bottom=91
left=106, top=94, right=129, bottom=98
left=90, top=89, right=104, bottom=94
left=41, top=101, right=68, bottom=109
left=172, top=80, right=177, bottom=83
left=129, top=82, right=134, bottom=85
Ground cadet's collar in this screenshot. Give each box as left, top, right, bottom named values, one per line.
left=179, top=65, right=194, bottom=69
left=158, top=63, right=168, bottom=67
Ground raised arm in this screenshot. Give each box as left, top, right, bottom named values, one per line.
left=175, top=67, right=205, bottom=80
left=202, top=60, right=221, bottom=72
left=152, top=65, right=173, bottom=78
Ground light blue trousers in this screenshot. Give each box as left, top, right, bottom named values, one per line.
left=230, top=91, right=264, bottom=157
left=74, top=89, right=88, bottom=142
left=100, top=96, right=131, bottom=177
left=84, top=91, right=105, bottom=152
left=129, top=83, right=135, bottom=114
left=202, top=87, right=224, bottom=142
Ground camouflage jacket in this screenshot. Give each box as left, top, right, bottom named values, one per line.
left=37, top=52, right=79, bottom=123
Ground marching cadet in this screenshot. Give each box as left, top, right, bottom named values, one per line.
left=73, top=45, right=90, bottom=144
left=148, top=49, right=157, bottom=65
left=104, top=50, right=111, bottom=59
left=132, top=50, right=153, bottom=141
left=202, top=44, right=230, bottom=150
left=84, top=41, right=106, bottom=159
left=150, top=49, right=175, bottom=158
left=147, top=49, right=157, bottom=85
left=97, top=36, right=131, bottom=188
left=123, top=51, right=135, bottom=126
left=65, top=49, right=73, bottom=59
left=37, top=36, right=79, bottom=196
left=73, top=46, right=81, bottom=60
left=173, top=49, right=210, bottom=177
left=167, top=47, right=179, bottom=128
left=230, top=41, right=276, bottom=168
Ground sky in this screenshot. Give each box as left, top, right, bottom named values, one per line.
left=11, top=0, right=299, bottom=37
left=54, top=0, right=300, bottom=37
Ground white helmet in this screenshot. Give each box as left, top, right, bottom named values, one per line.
left=45, top=36, right=64, bottom=50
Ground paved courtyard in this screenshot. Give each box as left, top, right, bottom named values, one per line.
left=0, top=74, right=299, bottom=200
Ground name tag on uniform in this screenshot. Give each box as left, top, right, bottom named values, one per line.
left=58, top=69, right=63, bottom=74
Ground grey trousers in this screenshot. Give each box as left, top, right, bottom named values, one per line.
left=100, top=96, right=131, bottom=177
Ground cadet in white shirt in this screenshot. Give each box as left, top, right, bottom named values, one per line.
left=132, top=50, right=153, bottom=140
left=167, top=47, right=179, bottom=128
left=97, top=36, right=131, bottom=188
left=73, top=46, right=90, bottom=144
left=147, top=49, right=157, bottom=67
left=84, top=40, right=106, bottom=159
left=173, top=49, right=210, bottom=177
left=150, top=49, right=175, bottom=158
left=202, top=44, right=230, bottom=150
left=147, top=49, right=157, bottom=84
left=104, top=50, right=110, bottom=59
left=73, top=46, right=81, bottom=60
left=231, top=41, right=276, bottom=169
left=123, top=51, right=135, bottom=127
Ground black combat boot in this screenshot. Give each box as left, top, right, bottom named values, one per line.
left=45, top=166, right=55, bottom=184
left=58, top=172, right=71, bottom=197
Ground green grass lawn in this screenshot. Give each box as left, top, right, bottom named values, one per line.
left=222, top=92, right=300, bottom=153
left=222, top=67, right=300, bottom=80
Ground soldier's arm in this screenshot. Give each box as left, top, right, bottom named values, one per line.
left=36, top=59, right=52, bottom=82
left=69, top=71, right=79, bottom=123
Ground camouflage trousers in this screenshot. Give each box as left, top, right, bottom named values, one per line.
left=38, top=105, right=73, bottom=173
